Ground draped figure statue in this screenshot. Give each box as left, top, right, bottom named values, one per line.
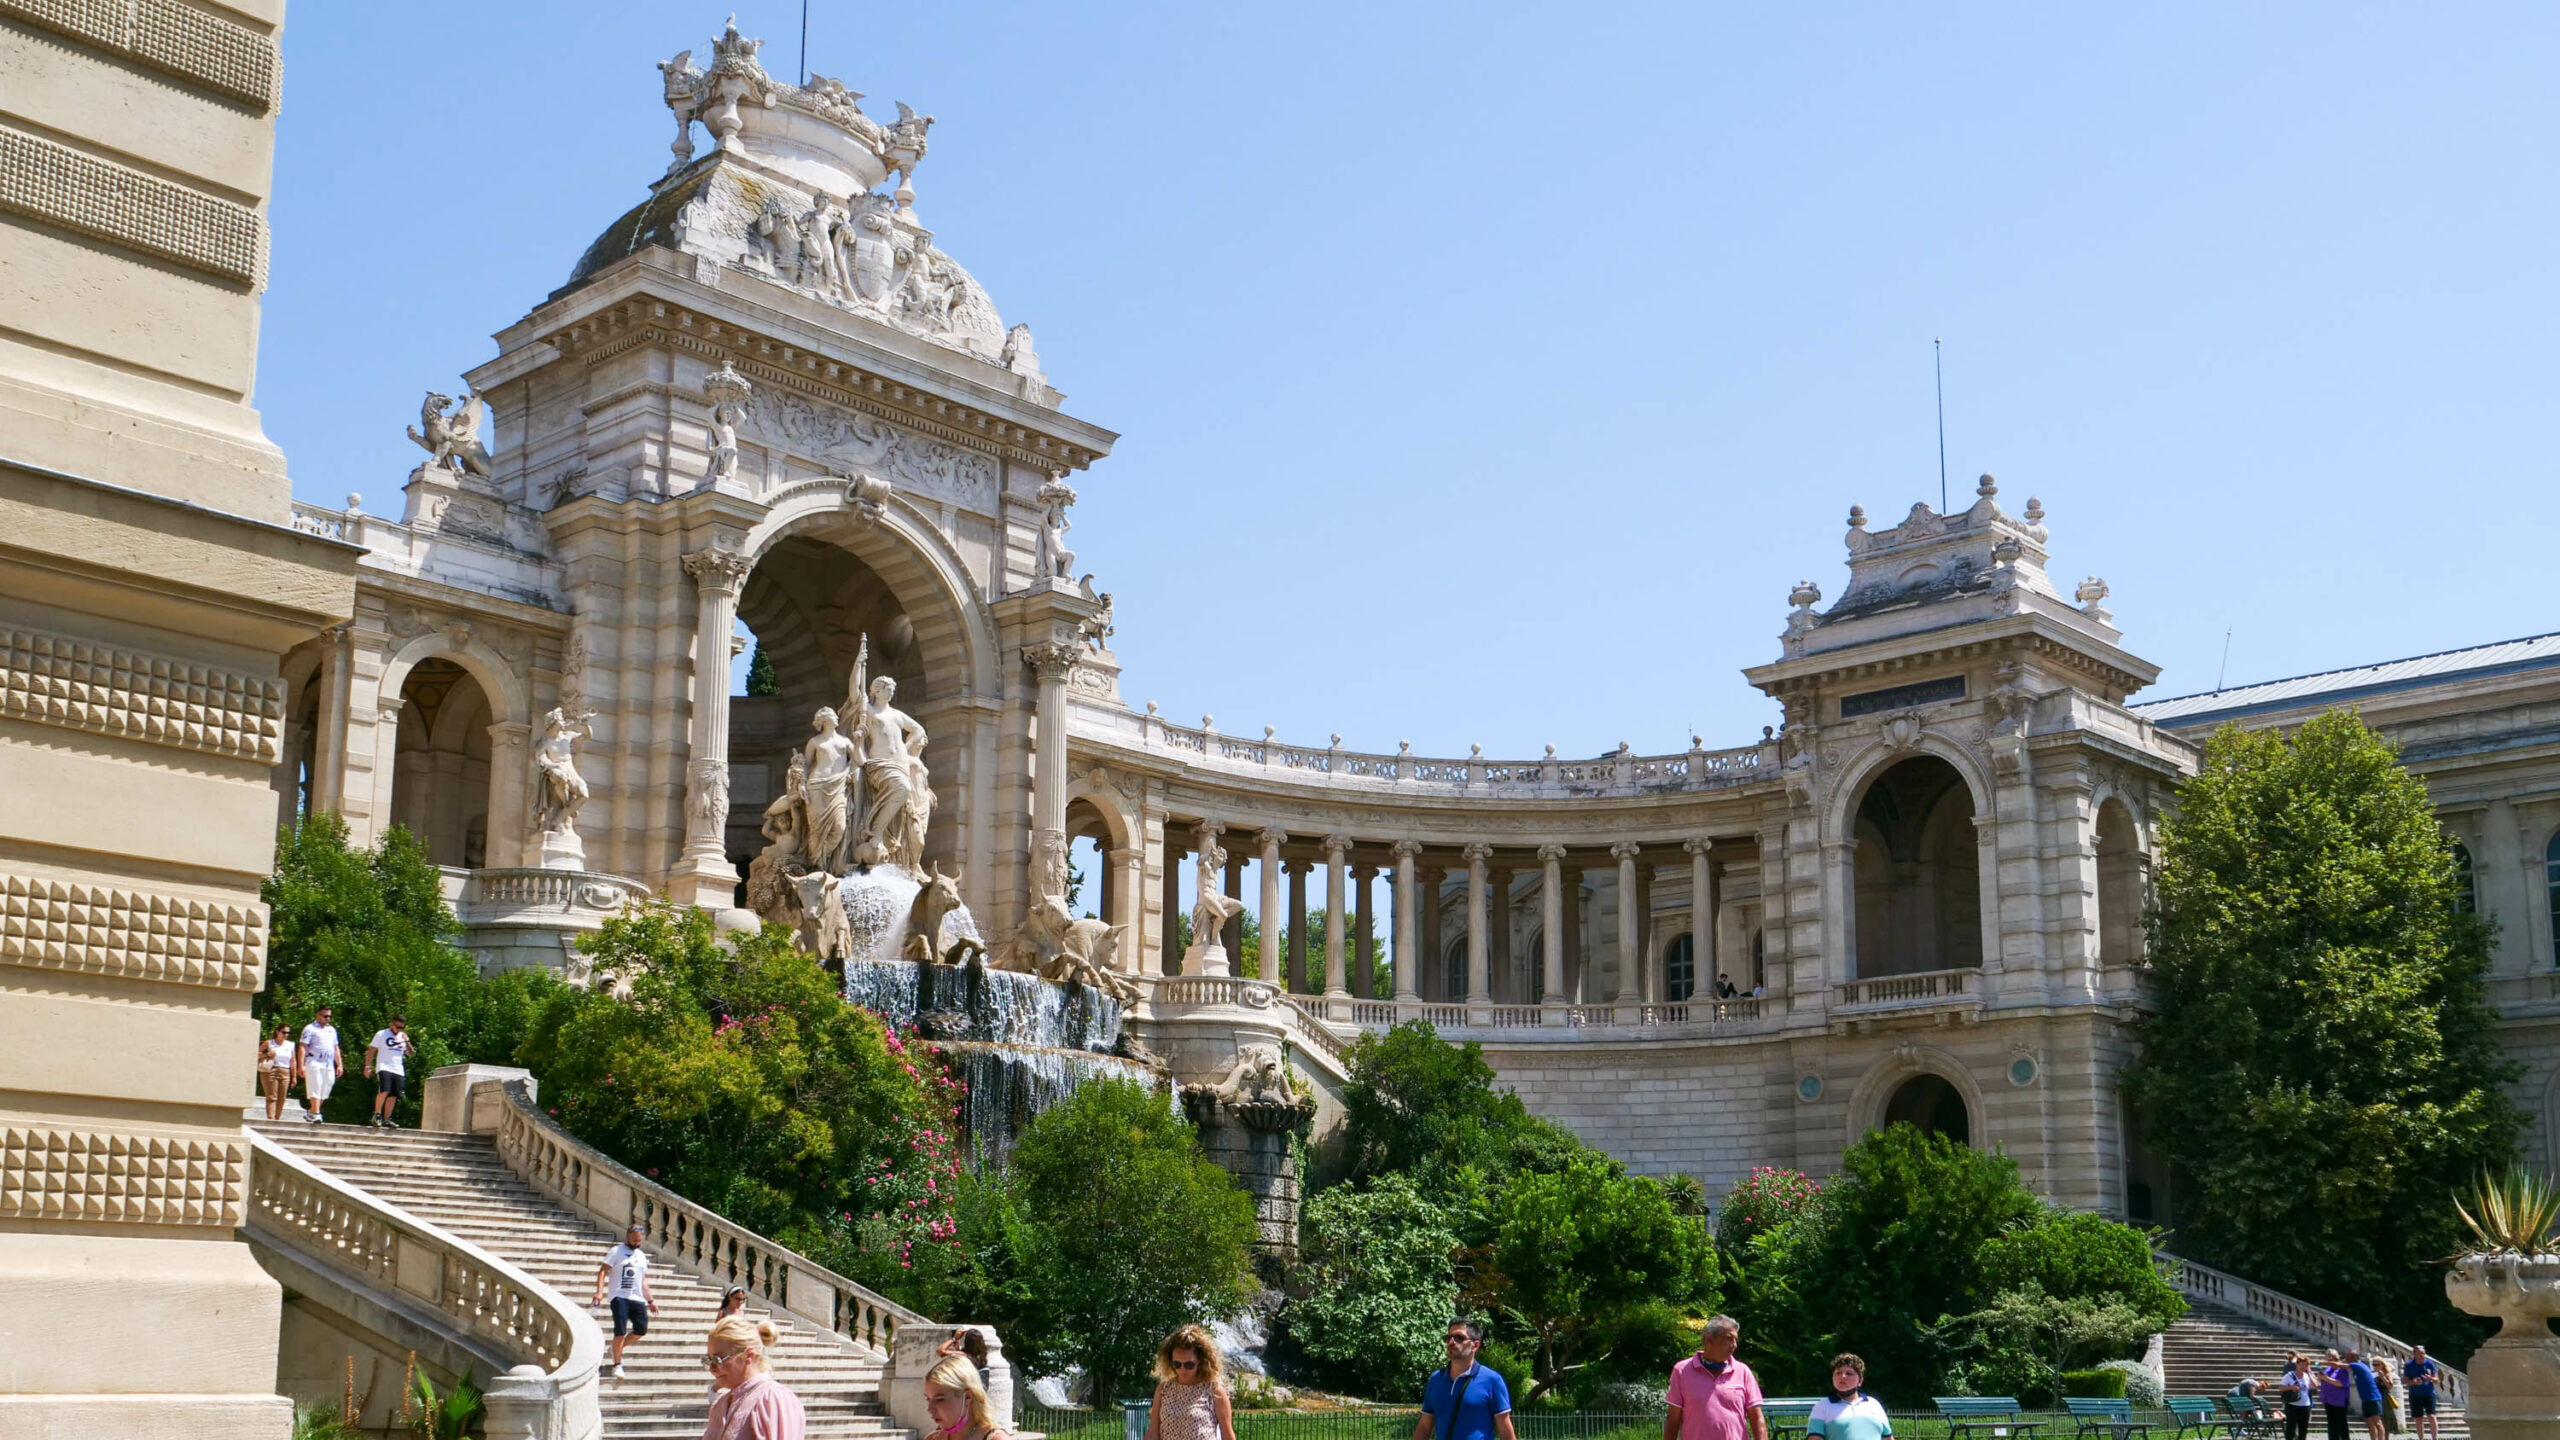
left=852, top=675, right=931, bottom=871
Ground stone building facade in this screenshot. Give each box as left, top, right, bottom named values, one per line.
left=269, top=18, right=2560, bottom=1228
left=0, top=2, right=357, bottom=1436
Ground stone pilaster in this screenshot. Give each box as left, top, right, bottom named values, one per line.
left=668, top=543, right=751, bottom=907
left=1257, top=829, right=1287, bottom=986
left=1538, top=843, right=1568, bottom=1019
left=1392, top=840, right=1422, bottom=1001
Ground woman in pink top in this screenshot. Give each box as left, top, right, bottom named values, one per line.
left=1142, top=1325, right=1238, bottom=1440
left=924, top=1354, right=1012, bottom=1440
left=703, top=1315, right=805, bottom=1440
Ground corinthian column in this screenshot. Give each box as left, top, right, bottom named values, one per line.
left=1464, top=842, right=1493, bottom=1019
left=671, top=544, right=752, bottom=906
left=1687, top=836, right=1718, bottom=1000
left=1611, top=840, right=1643, bottom=1010
left=1323, top=834, right=1352, bottom=999
left=1392, top=840, right=1422, bottom=1002
left=1024, top=640, right=1081, bottom=900
left=1538, top=843, right=1568, bottom=1021
left=1257, top=829, right=1287, bottom=985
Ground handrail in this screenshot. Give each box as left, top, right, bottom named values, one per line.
left=1835, top=967, right=1978, bottom=1008
left=244, top=1128, right=603, bottom=1440
left=482, top=1075, right=924, bottom=1356
left=2158, top=1251, right=2468, bottom=1407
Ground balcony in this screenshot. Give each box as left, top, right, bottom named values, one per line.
left=1829, top=966, right=1983, bottom=1030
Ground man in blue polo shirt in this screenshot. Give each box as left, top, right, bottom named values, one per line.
left=1414, top=1317, right=1515, bottom=1440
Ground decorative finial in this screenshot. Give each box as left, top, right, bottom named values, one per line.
left=344, top=493, right=363, bottom=514
left=2075, top=576, right=2110, bottom=607
left=1992, top=537, right=2023, bottom=567
left=1976, top=473, right=1997, bottom=498
left=1264, top=725, right=1275, bottom=741
left=1763, top=725, right=1776, bottom=741
left=2024, top=497, right=2045, bottom=524
left=1692, top=734, right=1704, bottom=749
left=1398, top=740, right=1411, bottom=754
left=1848, top=504, right=1867, bottom=529
left=1470, top=743, right=1482, bottom=758
left=1330, top=733, right=1343, bottom=747
left=1544, top=744, right=1557, bottom=758
left=1201, top=714, right=1214, bottom=731
left=1145, top=700, right=1158, bottom=716
left=1789, top=579, right=1822, bottom=609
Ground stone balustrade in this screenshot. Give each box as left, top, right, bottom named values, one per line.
left=481, top=1075, right=925, bottom=1358
left=463, top=867, right=653, bottom=916
left=244, top=1127, right=604, bottom=1440
left=1074, top=699, right=1777, bottom=799
left=2161, top=1251, right=2466, bottom=1407
left=1834, top=966, right=1977, bottom=1010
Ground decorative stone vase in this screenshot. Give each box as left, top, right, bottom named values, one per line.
left=2448, top=1251, right=2560, bottom=1440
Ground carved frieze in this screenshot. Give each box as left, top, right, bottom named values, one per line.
left=0, top=1124, right=247, bottom=1227
left=749, top=393, right=999, bottom=514
left=0, top=627, right=283, bottom=764
left=0, top=873, right=267, bottom=991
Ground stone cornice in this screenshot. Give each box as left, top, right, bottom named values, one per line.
left=1744, top=613, right=2158, bottom=701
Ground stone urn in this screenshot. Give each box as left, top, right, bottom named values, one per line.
left=2448, top=1251, right=2560, bottom=1440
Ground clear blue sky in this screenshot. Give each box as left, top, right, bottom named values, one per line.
left=261, top=4, right=2560, bottom=758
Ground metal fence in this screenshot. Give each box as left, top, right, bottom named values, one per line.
left=1023, top=1404, right=2286, bottom=1440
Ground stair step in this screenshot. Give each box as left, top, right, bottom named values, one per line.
left=257, top=1122, right=903, bottom=1440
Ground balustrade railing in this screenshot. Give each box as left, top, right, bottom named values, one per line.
left=1102, top=711, right=1779, bottom=799
left=290, top=500, right=348, bottom=539
left=2158, top=1252, right=2467, bottom=1407
left=245, top=1128, right=602, bottom=1440
left=486, top=1077, right=919, bottom=1356
left=1834, top=967, right=1977, bottom=1008
left=465, top=868, right=653, bottom=912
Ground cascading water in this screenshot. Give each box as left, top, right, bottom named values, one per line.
left=843, top=954, right=1164, bottom=1166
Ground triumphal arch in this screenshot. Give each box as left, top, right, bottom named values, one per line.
left=273, top=18, right=2327, bottom=1216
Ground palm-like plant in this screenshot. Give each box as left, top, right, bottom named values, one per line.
left=2455, top=1169, right=2560, bottom=1255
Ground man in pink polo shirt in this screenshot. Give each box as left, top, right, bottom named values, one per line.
left=1667, top=1315, right=1766, bottom=1440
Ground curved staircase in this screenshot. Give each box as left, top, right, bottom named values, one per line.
left=2157, top=1255, right=2467, bottom=1440
left=260, top=1120, right=900, bottom=1440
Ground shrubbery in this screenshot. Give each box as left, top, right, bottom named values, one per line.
left=256, top=815, right=554, bottom=1123
left=1275, top=1173, right=1460, bottom=1398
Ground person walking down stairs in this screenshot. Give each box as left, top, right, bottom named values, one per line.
left=593, top=1221, right=659, bottom=1380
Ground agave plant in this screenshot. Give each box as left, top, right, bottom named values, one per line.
left=2455, top=1169, right=2560, bottom=1255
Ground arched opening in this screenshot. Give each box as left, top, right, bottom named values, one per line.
left=729, top=533, right=934, bottom=875
left=1851, top=755, right=1982, bottom=977
left=2451, top=839, right=2476, bottom=915
left=1063, top=798, right=1116, bottom=924
left=389, top=657, right=491, bottom=868
left=1663, top=933, right=1695, bottom=1002
left=1750, top=925, right=1766, bottom=992
left=1882, top=1073, right=1971, bottom=1145
left=2095, top=797, right=2143, bottom=965
left=1444, top=938, right=1469, bottom=1002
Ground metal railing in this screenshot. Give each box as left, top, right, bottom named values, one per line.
left=2159, top=1251, right=2468, bottom=1407
left=485, top=1076, right=920, bottom=1356
left=244, top=1127, right=603, bottom=1440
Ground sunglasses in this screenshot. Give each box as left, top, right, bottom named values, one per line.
left=1173, top=1360, right=1200, bottom=1371
left=703, top=1351, right=745, bottom=1370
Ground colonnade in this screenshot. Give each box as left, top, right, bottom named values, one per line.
left=1133, top=822, right=1757, bottom=1022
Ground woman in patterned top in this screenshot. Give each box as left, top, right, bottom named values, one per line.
left=1142, top=1325, right=1236, bottom=1440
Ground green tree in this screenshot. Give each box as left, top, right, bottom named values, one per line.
left=983, top=1077, right=1256, bottom=1403
left=744, top=641, right=778, bottom=697
left=1339, top=1020, right=1591, bottom=1219
left=258, top=814, right=549, bottom=1122
left=1279, top=1173, right=1461, bottom=1398
left=518, top=903, right=964, bottom=1303
left=1485, top=1154, right=1717, bottom=1402
left=2122, top=712, right=2522, bottom=1345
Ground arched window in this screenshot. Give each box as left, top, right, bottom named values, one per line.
left=1881, top=1073, right=1971, bottom=1145
left=2547, top=832, right=2560, bottom=968
left=1750, top=927, right=1767, bottom=992
left=2452, top=840, right=2476, bottom=915
left=1444, top=939, right=1469, bottom=1002
left=1663, top=934, right=1695, bottom=1002
left=2094, top=798, right=2143, bottom=965
left=1526, top=931, right=1545, bottom=1005
left=1850, top=755, right=1983, bottom=977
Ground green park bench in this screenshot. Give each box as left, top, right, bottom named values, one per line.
left=2166, top=1397, right=2231, bottom=1440
left=1936, top=1397, right=2045, bottom=1440
left=2064, top=1397, right=2149, bottom=1440
left=1763, top=1399, right=1819, bottom=1440
left=2212, top=1396, right=2280, bottom=1440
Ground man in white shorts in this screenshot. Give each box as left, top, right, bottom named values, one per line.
left=297, top=1005, right=342, bottom=1123
left=591, top=1222, right=658, bottom=1379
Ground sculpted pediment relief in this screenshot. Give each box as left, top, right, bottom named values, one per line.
left=749, top=392, right=998, bottom=515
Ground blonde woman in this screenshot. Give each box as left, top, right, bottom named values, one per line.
left=1142, top=1325, right=1236, bottom=1440
left=702, top=1314, right=803, bottom=1440
left=256, top=1024, right=295, bottom=1121
left=924, top=1354, right=1010, bottom=1440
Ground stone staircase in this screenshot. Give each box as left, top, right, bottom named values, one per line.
left=2160, top=1298, right=2464, bottom=1440
left=258, top=1121, right=904, bottom=1440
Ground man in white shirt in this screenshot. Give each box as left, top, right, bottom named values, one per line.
left=590, top=1222, right=658, bottom=1378
left=363, top=1015, right=413, bottom=1129
left=297, top=1005, right=342, bottom=1123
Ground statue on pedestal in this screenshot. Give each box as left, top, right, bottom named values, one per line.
left=852, top=672, right=932, bottom=872
left=532, top=708, right=588, bottom=836
left=801, top=706, right=858, bottom=874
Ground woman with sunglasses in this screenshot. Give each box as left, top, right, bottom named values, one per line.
left=1141, top=1325, right=1236, bottom=1440
left=701, top=1314, right=803, bottom=1440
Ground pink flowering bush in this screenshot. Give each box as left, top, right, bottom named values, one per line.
left=1715, top=1165, right=1822, bottom=1248
left=521, top=902, right=964, bottom=1309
